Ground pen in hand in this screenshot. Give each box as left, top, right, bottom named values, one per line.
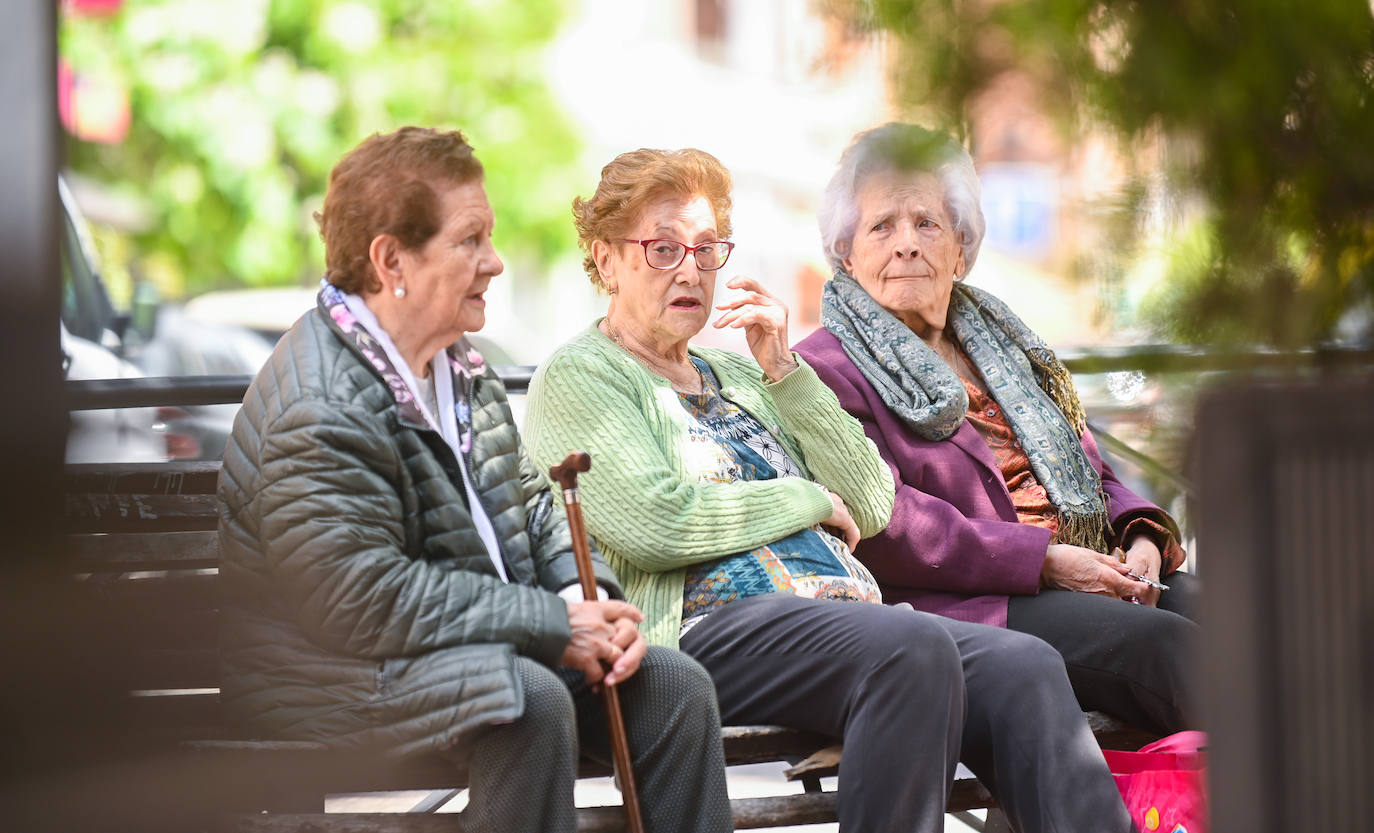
left=1112, top=546, right=1170, bottom=593
left=1125, top=571, right=1169, bottom=591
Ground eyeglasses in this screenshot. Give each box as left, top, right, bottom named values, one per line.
left=618, top=239, right=735, bottom=271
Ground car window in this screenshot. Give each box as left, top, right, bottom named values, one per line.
left=58, top=180, right=115, bottom=343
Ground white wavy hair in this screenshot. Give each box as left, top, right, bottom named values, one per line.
left=819, top=123, right=986, bottom=277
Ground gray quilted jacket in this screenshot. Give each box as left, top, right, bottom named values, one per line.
left=217, top=303, right=621, bottom=759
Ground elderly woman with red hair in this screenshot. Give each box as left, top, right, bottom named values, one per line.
left=526, top=145, right=1133, bottom=833
left=218, top=127, right=731, bottom=833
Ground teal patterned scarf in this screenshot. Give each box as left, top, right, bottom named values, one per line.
left=820, top=269, right=1109, bottom=551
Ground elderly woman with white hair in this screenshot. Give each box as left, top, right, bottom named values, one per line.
left=795, top=123, right=1201, bottom=736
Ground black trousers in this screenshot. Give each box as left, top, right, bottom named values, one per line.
left=680, top=593, right=1133, bottom=833
left=1007, top=570, right=1201, bottom=735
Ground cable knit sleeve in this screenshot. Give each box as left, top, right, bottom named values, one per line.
left=525, top=340, right=835, bottom=574
left=752, top=354, right=895, bottom=539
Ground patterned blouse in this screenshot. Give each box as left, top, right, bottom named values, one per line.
left=678, top=358, right=882, bottom=634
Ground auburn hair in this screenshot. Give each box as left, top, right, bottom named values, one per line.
left=316, top=126, right=484, bottom=295
left=572, top=147, right=733, bottom=292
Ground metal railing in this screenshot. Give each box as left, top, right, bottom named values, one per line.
left=62, top=342, right=1373, bottom=560
left=62, top=344, right=1374, bottom=412
left=65, top=366, right=537, bottom=411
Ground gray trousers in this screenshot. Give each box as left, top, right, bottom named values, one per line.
left=680, top=594, right=1133, bottom=833
left=448, top=645, right=732, bottom=833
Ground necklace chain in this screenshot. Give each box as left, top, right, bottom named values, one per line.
left=604, top=320, right=706, bottom=395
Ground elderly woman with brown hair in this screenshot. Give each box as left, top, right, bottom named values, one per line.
left=526, top=146, right=1134, bottom=833
left=794, top=122, right=1201, bottom=736
left=217, top=126, right=732, bottom=833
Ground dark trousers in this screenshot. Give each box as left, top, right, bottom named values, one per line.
left=680, top=593, right=1133, bottom=833
left=1007, top=571, right=1201, bottom=735
left=447, top=646, right=732, bottom=833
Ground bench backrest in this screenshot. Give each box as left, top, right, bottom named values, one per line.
left=67, top=461, right=226, bottom=740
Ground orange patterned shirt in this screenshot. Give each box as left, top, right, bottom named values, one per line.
left=959, top=376, right=1186, bottom=571
left=961, top=377, right=1060, bottom=532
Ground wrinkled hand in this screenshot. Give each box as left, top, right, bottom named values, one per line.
left=713, top=276, right=798, bottom=383
left=560, top=600, right=646, bottom=688
left=821, top=488, right=861, bottom=553
left=1042, top=544, right=1147, bottom=601
left=1121, top=536, right=1164, bottom=608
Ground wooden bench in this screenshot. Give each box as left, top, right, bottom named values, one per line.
left=65, top=459, right=1158, bottom=831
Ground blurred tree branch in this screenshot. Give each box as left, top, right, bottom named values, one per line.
left=821, top=0, right=1374, bottom=347
left=60, top=0, right=581, bottom=299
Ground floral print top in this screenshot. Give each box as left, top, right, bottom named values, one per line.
left=678, top=358, right=882, bottom=634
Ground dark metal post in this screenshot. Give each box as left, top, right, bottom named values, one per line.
left=0, top=2, right=74, bottom=830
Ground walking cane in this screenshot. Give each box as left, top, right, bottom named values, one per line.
left=549, top=451, right=646, bottom=833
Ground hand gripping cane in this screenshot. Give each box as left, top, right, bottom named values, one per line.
left=548, top=451, right=645, bottom=833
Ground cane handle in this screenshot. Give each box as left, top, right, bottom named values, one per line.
left=549, top=451, right=591, bottom=491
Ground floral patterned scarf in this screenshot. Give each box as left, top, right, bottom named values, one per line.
left=318, top=278, right=487, bottom=454
left=318, top=278, right=509, bottom=577
left=820, top=269, right=1109, bottom=551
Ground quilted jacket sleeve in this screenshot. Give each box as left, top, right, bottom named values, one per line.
left=255, top=398, right=572, bottom=666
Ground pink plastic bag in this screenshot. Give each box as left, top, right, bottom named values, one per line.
left=1101, top=730, right=1208, bottom=833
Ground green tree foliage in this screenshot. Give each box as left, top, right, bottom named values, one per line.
left=824, top=0, right=1374, bottom=347
left=61, top=0, right=581, bottom=298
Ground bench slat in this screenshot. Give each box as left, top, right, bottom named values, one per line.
left=81, top=571, right=220, bottom=613
left=1085, top=710, right=1160, bottom=751
left=73, top=530, right=220, bottom=571
left=93, top=607, right=219, bottom=653
left=66, top=492, right=219, bottom=533
left=125, top=648, right=220, bottom=690
left=130, top=690, right=228, bottom=738
left=65, top=461, right=222, bottom=494
left=718, top=725, right=832, bottom=765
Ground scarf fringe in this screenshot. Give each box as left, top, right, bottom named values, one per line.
left=1051, top=507, right=1111, bottom=553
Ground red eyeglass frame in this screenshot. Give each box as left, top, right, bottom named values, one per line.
left=617, top=238, right=736, bottom=271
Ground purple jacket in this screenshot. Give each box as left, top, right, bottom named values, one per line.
left=794, top=327, right=1168, bottom=627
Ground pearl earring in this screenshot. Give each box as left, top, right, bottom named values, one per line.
left=394, top=285, right=406, bottom=299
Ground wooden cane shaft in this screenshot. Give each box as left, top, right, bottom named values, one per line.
left=559, top=490, right=601, bottom=603
left=601, top=681, right=644, bottom=833
left=551, top=453, right=645, bottom=833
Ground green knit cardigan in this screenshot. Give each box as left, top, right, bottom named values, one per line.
left=525, top=321, right=895, bottom=648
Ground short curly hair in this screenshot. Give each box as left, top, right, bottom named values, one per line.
left=572, top=148, right=733, bottom=292
left=316, top=127, right=484, bottom=295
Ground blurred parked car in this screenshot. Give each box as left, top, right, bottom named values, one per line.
left=182, top=286, right=318, bottom=343
left=61, top=321, right=165, bottom=463
left=59, top=175, right=167, bottom=463
left=134, top=306, right=275, bottom=460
